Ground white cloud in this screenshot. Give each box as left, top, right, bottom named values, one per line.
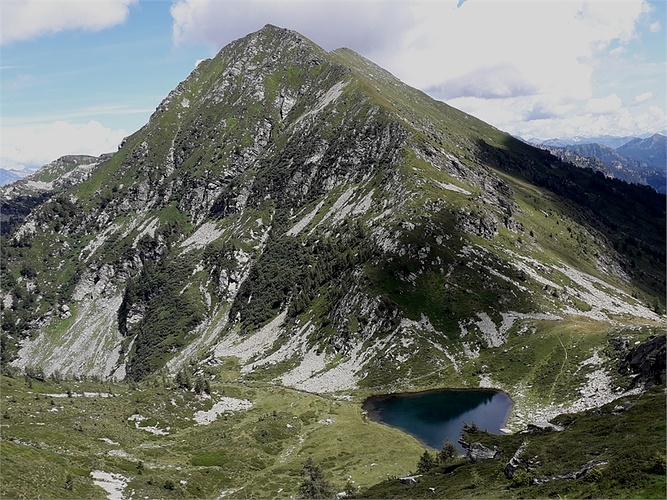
left=586, top=93, right=622, bottom=114
left=427, top=64, right=540, bottom=100
left=1, top=0, right=137, bottom=45
left=171, top=0, right=413, bottom=54
left=634, top=91, right=654, bottom=103
left=2, top=120, right=127, bottom=171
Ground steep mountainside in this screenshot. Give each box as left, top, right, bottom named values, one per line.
left=1, top=25, right=664, bottom=413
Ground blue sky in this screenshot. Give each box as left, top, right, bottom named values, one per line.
left=1, top=0, right=665, bottom=173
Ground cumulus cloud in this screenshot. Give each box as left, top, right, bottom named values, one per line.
left=2, top=120, right=127, bottom=171
left=427, top=64, right=540, bottom=100
left=1, top=0, right=137, bottom=45
left=523, top=101, right=575, bottom=122
left=171, top=0, right=413, bottom=54
left=446, top=89, right=666, bottom=141
left=586, top=93, right=623, bottom=114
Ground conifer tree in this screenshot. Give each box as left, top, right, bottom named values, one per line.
left=438, top=439, right=458, bottom=465
left=298, top=458, right=335, bottom=499
left=417, top=450, right=436, bottom=474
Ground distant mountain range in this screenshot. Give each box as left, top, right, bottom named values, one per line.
left=0, top=168, right=24, bottom=186
left=527, top=133, right=665, bottom=149
left=528, top=134, right=666, bottom=193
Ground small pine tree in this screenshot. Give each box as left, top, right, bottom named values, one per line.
left=416, top=450, right=436, bottom=474
left=438, top=439, right=458, bottom=465
left=65, top=473, right=74, bottom=490
left=462, top=421, right=479, bottom=436
left=194, top=375, right=206, bottom=395
left=175, top=368, right=192, bottom=390
left=298, top=458, right=335, bottom=499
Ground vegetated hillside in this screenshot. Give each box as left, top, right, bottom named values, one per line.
left=361, top=384, right=666, bottom=499
left=1, top=25, right=664, bottom=411
left=537, top=138, right=666, bottom=194
left=0, top=319, right=663, bottom=499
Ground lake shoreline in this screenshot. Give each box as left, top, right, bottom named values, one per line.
left=362, top=388, right=514, bottom=450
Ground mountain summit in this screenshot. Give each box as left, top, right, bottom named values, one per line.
left=2, top=26, right=664, bottom=404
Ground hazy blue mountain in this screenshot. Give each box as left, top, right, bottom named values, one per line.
left=0, top=168, right=23, bottom=186
left=530, top=135, right=640, bottom=149
left=616, top=133, right=666, bottom=171
left=534, top=135, right=666, bottom=193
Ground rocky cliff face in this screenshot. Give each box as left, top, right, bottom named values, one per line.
left=1, top=26, right=664, bottom=398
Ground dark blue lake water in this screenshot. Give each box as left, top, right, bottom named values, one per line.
left=362, top=389, right=513, bottom=451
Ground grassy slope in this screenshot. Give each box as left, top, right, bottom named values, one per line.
left=2, top=332, right=664, bottom=500
left=0, top=365, right=425, bottom=499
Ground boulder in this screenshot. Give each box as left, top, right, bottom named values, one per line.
left=398, top=475, right=421, bottom=487
left=504, top=440, right=529, bottom=479
left=531, top=460, right=608, bottom=485
left=526, top=421, right=564, bottom=433
left=620, top=335, right=666, bottom=388
left=466, top=442, right=500, bottom=463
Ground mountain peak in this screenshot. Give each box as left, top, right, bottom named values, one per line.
left=230, top=23, right=326, bottom=58
left=2, top=25, right=664, bottom=390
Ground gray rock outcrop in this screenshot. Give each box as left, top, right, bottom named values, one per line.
left=504, top=440, right=529, bottom=479
left=464, top=442, right=500, bottom=463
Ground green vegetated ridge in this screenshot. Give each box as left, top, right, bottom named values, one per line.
left=1, top=23, right=666, bottom=497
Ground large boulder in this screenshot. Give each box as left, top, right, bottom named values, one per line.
left=398, top=475, right=421, bottom=487
left=465, top=442, right=500, bottom=463
left=526, top=421, right=564, bottom=433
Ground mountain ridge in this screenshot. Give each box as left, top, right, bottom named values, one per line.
left=1, top=25, right=664, bottom=407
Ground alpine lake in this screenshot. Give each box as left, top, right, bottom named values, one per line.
left=362, top=389, right=513, bottom=451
